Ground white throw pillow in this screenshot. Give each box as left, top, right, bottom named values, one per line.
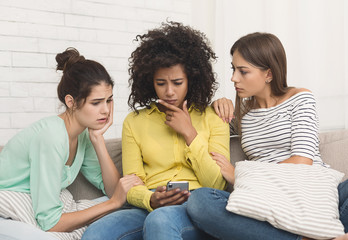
left=226, top=161, right=345, bottom=240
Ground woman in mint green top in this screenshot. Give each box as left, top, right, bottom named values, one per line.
left=0, top=48, right=142, bottom=235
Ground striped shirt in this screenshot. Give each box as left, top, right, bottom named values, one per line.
left=241, top=91, right=325, bottom=166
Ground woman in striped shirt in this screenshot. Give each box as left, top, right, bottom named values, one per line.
left=186, top=32, right=348, bottom=240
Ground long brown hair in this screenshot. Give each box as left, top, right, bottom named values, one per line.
left=231, top=32, right=288, bottom=134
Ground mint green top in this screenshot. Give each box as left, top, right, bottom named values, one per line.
left=0, top=116, right=105, bottom=231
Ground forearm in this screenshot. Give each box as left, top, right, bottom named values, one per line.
left=186, top=135, right=227, bottom=189
left=48, top=199, right=121, bottom=232
left=279, top=156, right=313, bottom=165
left=91, top=136, right=119, bottom=198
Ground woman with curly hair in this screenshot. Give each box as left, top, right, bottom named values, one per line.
left=81, top=21, right=230, bottom=240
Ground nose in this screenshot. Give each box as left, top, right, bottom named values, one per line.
left=166, top=85, right=175, bottom=97
left=101, top=102, right=110, bottom=114
left=231, top=72, right=239, bottom=83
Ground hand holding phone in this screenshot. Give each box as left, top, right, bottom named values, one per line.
left=150, top=183, right=190, bottom=209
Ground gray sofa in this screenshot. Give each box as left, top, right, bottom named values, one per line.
left=66, top=129, right=348, bottom=200
left=1, top=130, right=347, bottom=200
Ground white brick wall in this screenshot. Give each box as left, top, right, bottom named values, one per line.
left=0, top=0, right=192, bottom=145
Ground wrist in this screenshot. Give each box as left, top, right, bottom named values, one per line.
left=107, top=198, right=123, bottom=210
left=183, top=128, right=197, bottom=146
left=90, top=134, right=105, bottom=145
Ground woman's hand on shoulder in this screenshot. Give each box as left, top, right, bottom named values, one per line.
left=211, top=152, right=235, bottom=185
left=109, top=174, right=143, bottom=209
left=150, top=186, right=190, bottom=210
left=212, top=97, right=234, bottom=123
left=89, top=100, right=114, bottom=143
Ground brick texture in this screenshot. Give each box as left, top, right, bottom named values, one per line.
left=0, top=0, right=192, bottom=145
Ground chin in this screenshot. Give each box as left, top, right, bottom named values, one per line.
left=89, top=124, right=105, bottom=130
left=237, top=93, right=250, bottom=99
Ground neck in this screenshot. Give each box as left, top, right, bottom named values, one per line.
left=59, top=112, right=85, bottom=141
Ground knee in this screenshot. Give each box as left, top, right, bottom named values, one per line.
left=144, top=207, right=172, bottom=229
left=187, top=188, right=214, bottom=220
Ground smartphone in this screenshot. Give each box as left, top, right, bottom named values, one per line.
left=166, top=181, right=189, bottom=192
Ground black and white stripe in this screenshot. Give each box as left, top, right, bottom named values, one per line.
left=241, top=92, right=325, bottom=165
left=226, top=161, right=345, bottom=239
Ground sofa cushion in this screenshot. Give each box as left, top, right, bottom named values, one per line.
left=319, top=130, right=348, bottom=181
left=226, top=161, right=345, bottom=239
left=67, top=138, right=123, bottom=200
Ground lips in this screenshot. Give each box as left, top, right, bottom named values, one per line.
left=97, top=118, right=107, bottom=123
left=164, top=100, right=177, bottom=105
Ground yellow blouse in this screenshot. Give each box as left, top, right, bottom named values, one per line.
left=122, top=103, right=230, bottom=212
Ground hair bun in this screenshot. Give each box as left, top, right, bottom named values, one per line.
left=56, top=47, right=85, bottom=72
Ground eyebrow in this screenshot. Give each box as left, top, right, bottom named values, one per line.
left=90, top=94, right=113, bottom=101
left=155, top=78, right=184, bottom=81
left=232, top=63, right=249, bottom=69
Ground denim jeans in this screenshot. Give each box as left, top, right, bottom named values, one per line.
left=339, top=179, right=348, bottom=232
left=187, top=188, right=302, bottom=240
left=81, top=201, right=212, bottom=240
left=187, top=180, right=348, bottom=240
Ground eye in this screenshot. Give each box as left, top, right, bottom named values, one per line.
left=91, top=102, right=99, bottom=106
left=107, top=98, right=113, bottom=103
left=156, top=82, right=165, bottom=86
left=174, top=82, right=183, bottom=86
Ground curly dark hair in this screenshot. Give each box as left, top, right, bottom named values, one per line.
left=128, top=21, right=218, bottom=113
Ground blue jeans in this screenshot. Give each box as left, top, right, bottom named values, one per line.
left=187, top=188, right=302, bottom=240
left=82, top=202, right=212, bottom=240
left=187, top=180, right=348, bottom=240
left=339, top=179, right=348, bottom=232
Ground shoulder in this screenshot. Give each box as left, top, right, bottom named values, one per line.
left=288, top=87, right=312, bottom=97
left=194, top=106, right=226, bottom=126
left=122, top=109, right=150, bottom=131
left=30, top=117, right=67, bottom=146
left=281, top=87, right=315, bottom=104
left=124, top=109, right=147, bottom=122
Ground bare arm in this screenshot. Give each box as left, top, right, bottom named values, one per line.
left=48, top=174, right=143, bottom=232
left=88, top=101, right=118, bottom=197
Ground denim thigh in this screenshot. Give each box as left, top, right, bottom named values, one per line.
left=81, top=207, right=148, bottom=240
left=143, top=201, right=212, bottom=240
left=187, top=188, right=300, bottom=240
left=338, top=179, right=348, bottom=232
